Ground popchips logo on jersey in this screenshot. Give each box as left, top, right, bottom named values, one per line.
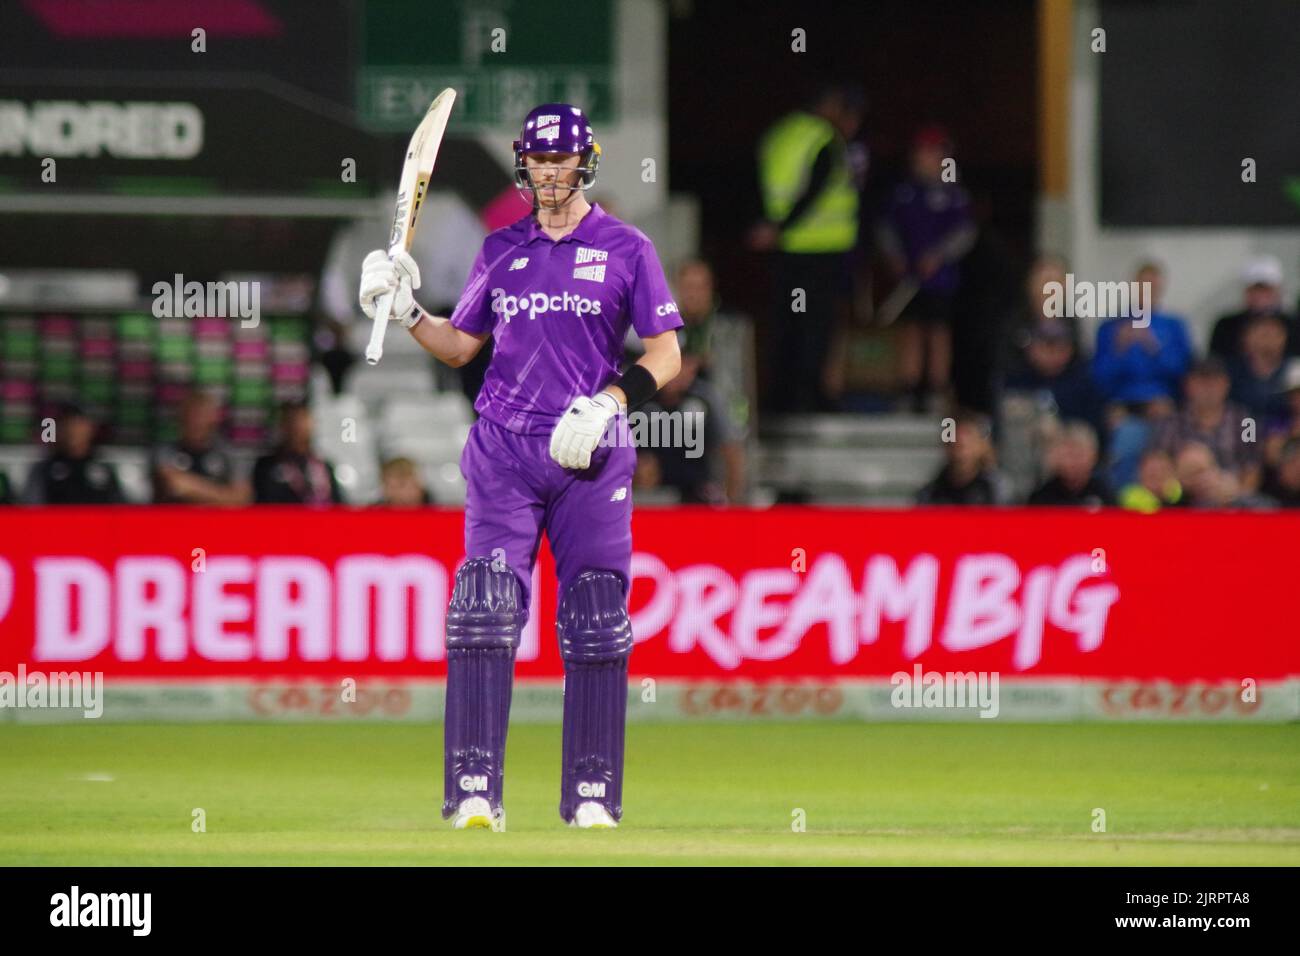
left=491, top=288, right=603, bottom=323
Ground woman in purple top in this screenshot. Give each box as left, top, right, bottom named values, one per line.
left=359, top=104, right=682, bottom=830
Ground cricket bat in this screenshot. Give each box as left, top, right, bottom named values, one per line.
left=364, top=87, right=457, bottom=365
left=875, top=276, right=919, bottom=327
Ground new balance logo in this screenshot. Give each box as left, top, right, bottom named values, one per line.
left=459, top=774, right=488, bottom=792
left=573, top=264, right=606, bottom=282
left=610, top=487, right=627, bottom=502
left=508, top=257, right=529, bottom=271
left=577, top=781, right=607, bottom=798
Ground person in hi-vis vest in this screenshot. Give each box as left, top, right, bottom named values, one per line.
left=749, top=83, right=865, bottom=413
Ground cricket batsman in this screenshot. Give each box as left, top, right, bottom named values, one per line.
left=358, top=105, right=683, bottom=829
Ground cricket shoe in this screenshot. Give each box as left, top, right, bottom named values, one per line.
left=451, top=797, right=499, bottom=830
left=569, top=802, right=618, bottom=829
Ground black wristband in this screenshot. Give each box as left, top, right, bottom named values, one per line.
left=614, top=363, right=659, bottom=410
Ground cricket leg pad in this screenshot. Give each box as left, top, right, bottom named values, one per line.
left=443, top=557, right=525, bottom=819
left=558, top=569, right=633, bottom=823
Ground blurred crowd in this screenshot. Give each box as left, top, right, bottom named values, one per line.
left=3, top=80, right=1298, bottom=512
left=0, top=392, right=454, bottom=508
left=1, top=396, right=343, bottom=507
left=0, top=254, right=752, bottom=508
left=11, top=241, right=1296, bottom=512
left=743, top=81, right=1300, bottom=510
left=919, top=254, right=1300, bottom=510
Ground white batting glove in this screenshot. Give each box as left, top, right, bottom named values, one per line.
left=359, top=249, right=421, bottom=327
left=549, top=393, right=622, bottom=470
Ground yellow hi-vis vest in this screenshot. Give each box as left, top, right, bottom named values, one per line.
left=759, top=111, right=859, bottom=254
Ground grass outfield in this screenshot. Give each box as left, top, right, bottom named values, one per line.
left=0, top=722, right=1296, bottom=865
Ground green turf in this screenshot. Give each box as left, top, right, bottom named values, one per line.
left=0, top=723, right=1296, bottom=865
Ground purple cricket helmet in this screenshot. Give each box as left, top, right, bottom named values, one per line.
left=512, top=103, right=602, bottom=196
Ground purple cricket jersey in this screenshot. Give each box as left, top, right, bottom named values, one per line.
left=883, top=179, right=973, bottom=296
left=449, top=203, right=684, bottom=435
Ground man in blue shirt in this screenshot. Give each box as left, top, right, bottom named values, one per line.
left=1091, top=261, right=1192, bottom=407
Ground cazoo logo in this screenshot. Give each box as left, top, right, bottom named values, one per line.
left=490, top=288, right=602, bottom=322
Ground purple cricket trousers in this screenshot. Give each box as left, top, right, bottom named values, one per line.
left=444, top=414, right=636, bottom=822
left=460, top=416, right=636, bottom=603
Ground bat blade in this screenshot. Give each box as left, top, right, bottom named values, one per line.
left=387, top=87, right=456, bottom=255
left=875, top=277, right=919, bottom=327
left=366, top=87, right=457, bottom=365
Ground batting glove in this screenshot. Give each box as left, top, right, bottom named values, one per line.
left=549, top=393, right=622, bottom=470
left=359, top=249, right=422, bottom=327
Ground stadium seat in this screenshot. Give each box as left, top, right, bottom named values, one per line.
left=313, top=393, right=379, bottom=504
left=757, top=414, right=944, bottom=504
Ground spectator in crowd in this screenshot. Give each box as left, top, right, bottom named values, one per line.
left=1003, top=254, right=1083, bottom=378
left=310, top=317, right=358, bottom=397
left=1151, top=358, right=1260, bottom=493
left=1003, top=318, right=1105, bottom=436
left=1172, top=443, right=1231, bottom=508
left=1263, top=358, right=1300, bottom=467
left=631, top=451, right=662, bottom=494
left=1227, top=312, right=1290, bottom=428
left=22, top=405, right=124, bottom=505
left=1091, top=261, right=1192, bottom=407
left=1261, top=437, right=1300, bottom=508
left=673, top=258, right=723, bottom=372
left=1092, top=262, right=1190, bottom=489
left=751, top=82, right=866, bottom=413
left=1168, top=442, right=1269, bottom=508
left=916, top=412, right=1007, bottom=504
left=1118, top=448, right=1182, bottom=512
left=637, top=354, right=746, bottom=504
left=378, top=456, right=431, bottom=507
left=877, top=125, right=977, bottom=412
left=664, top=258, right=753, bottom=436
left=1209, top=255, right=1298, bottom=360
left=1027, top=422, right=1114, bottom=507
left=152, top=391, right=250, bottom=505
left=252, top=402, right=343, bottom=505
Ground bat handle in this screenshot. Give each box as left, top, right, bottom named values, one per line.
left=365, top=290, right=394, bottom=365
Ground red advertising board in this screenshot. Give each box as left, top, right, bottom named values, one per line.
left=0, top=507, right=1294, bottom=681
